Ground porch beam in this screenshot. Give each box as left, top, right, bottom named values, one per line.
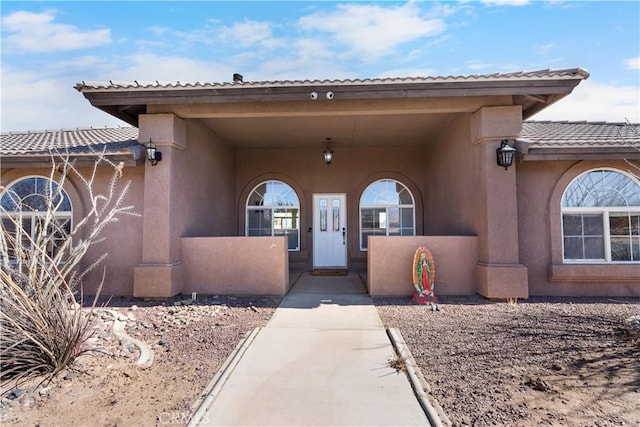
left=147, top=97, right=511, bottom=119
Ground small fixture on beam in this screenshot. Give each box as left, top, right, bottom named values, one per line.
left=323, top=138, right=334, bottom=165
left=496, top=139, right=516, bottom=170
left=145, top=139, right=162, bottom=166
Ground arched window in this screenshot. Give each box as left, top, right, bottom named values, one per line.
left=1, top=176, right=73, bottom=260
left=562, top=169, right=640, bottom=262
left=359, top=179, right=415, bottom=250
left=246, top=180, right=300, bottom=251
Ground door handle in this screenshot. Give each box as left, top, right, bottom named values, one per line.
left=342, top=227, right=346, bottom=245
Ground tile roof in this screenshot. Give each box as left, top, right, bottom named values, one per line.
left=1, top=126, right=139, bottom=156
left=521, top=121, right=640, bottom=150
left=75, top=68, right=590, bottom=91
left=2, top=120, right=637, bottom=160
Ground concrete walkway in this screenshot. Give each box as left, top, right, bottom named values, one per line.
left=193, top=273, right=431, bottom=426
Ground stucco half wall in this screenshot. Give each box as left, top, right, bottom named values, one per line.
left=181, top=236, right=289, bottom=296
left=367, top=236, right=478, bottom=296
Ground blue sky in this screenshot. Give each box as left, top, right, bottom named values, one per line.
left=1, top=1, right=638, bottom=132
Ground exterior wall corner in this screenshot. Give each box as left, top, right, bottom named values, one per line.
left=475, top=262, right=529, bottom=299
left=133, top=262, right=184, bottom=297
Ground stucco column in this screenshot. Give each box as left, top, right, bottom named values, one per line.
left=471, top=106, right=528, bottom=298
left=133, top=114, right=187, bottom=297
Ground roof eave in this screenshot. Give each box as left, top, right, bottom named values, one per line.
left=0, top=146, right=146, bottom=168
left=521, top=148, right=640, bottom=161
left=77, top=76, right=587, bottom=125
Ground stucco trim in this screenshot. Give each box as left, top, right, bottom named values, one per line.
left=549, top=263, right=640, bottom=282
left=548, top=160, right=640, bottom=280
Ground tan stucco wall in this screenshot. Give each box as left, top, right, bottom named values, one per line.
left=134, top=114, right=236, bottom=297
left=1, top=165, right=145, bottom=296
left=517, top=159, right=640, bottom=297
left=367, top=236, right=478, bottom=296
left=181, top=236, right=289, bottom=295
left=182, top=119, right=236, bottom=236
left=235, top=145, right=428, bottom=271
left=422, top=115, right=479, bottom=235
left=420, top=107, right=527, bottom=298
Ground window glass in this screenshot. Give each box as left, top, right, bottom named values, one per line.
left=320, top=199, right=327, bottom=232
left=561, top=169, right=640, bottom=263
left=247, top=210, right=272, bottom=236
left=246, top=181, right=300, bottom=250
left=360, top=179, right=415, bottom=250
left=562, top=170, right=640, bottom=207
left=0, top=177, right=73, bottom=261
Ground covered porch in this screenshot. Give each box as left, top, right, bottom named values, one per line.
left=74, top=70, right=589, bottom=299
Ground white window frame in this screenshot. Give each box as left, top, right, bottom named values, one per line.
left=561, top=169, right=640, bottom=264
left=359, top=179, right=416, bottom=251
left=245, top=180, right=300, bottom=251
left=1, top=176, right=73, bottom=262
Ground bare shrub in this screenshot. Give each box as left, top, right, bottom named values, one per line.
left=0, top=149, right=137, bottom=389
left=0, top=266, right=100, bottom=386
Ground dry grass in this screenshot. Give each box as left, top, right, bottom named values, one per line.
left=387, top=353, right=407, bottom=373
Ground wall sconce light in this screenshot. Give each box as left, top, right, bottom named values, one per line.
left=145, top=139, right=162, bottom=166
left=496, top=139, right=516, bottom=170
left=323, top=138, right=334, bottom=165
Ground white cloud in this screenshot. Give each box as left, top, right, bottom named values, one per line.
left=0, top=67, right=123, bottom=132
left=532, top=80, right=640, bottom=123
left=466, top=60, right=494, bottom=71
left=2, top=10, right=111, bottom=53
left=118, top=53, right=236, bottom=84
left=0, top=53, right=239, bottom=132
left=480, top=0, right=530, bottom=6
left=625, top=57, right=640, bottom=70
left=378, top=66, right=439, bottom=79
left=534, top=43, right=555, bottom=55
left=218, top=20, right=275, bottom=48
left=297, top=3, right=445, bottom=60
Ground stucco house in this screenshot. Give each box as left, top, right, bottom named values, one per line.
left=1, top=68, right=639, bottom=299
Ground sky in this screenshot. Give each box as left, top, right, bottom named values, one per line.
left=1, top=0, right=639, bottom=132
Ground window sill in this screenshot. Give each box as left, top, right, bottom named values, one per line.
left=549, top=263, right=640, bottom=283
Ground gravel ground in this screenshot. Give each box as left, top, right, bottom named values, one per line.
left=0, top=295, right=280, bottom=427
left=1, top=293, right=638, bottom=427
left=375, top=295, right=640, bottom=427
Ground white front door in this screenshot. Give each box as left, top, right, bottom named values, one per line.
left=313, top=194, right=347, bottom=269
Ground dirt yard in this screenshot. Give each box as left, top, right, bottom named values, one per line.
left=1, top=294, right=638, bottom=427
left=0, top=295, right=281, bottom=427
left=376, top=295, right=640, bottom=427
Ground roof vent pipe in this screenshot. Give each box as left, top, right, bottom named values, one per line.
left=233, top=73, right=243, bottom=83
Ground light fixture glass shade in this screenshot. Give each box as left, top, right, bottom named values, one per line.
left=145, top=139, right=160, bottom=166
left=496, top=140, right=516, bottom=170
left=323, top=147, right=334, bottom=165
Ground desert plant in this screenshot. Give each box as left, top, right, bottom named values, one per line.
left=0, top=257, right=101, bottom=386
left=0, top=148, right=137, bottom=389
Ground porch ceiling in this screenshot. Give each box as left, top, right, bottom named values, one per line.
left=199, top=112, right=457, bottom=148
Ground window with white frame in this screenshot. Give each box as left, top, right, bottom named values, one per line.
left=1, top=176, right=72, bottom=261
left=562, top=169, right=640, bottom=263
left=246, top=180, right=300, bottom=251
left=360, top=179, right=415, bottom=250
